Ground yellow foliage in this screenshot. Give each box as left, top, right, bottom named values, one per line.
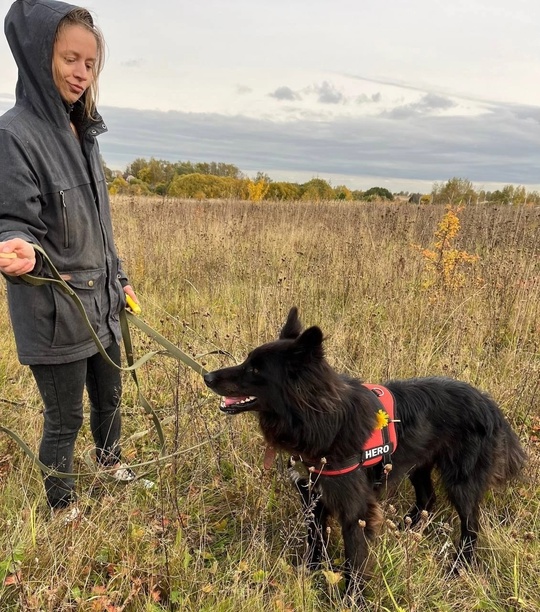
left=414, top=206, right=479, bottom=291
left=247, top=179, right=270, bottom=202
left=322, top=570, right=343, bottom=586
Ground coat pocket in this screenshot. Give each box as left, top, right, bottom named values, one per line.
left=52, top=269, right=106, bottom=347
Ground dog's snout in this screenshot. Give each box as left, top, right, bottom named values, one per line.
left=203, top=371, right=216, bottom=387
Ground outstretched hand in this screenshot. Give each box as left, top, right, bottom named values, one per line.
left=0, top=238, right=36, bottom=276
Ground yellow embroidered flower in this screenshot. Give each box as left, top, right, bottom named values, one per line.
left=375, top=409, right=389, bottom=430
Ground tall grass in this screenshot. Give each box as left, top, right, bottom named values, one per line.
left=0, top=197, right=538, bottom=610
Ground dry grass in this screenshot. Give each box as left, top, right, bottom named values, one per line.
left=0, top=197, right=539, bottom=611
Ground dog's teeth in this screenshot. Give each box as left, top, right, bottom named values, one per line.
left=221, top=396, right=256, bottom=407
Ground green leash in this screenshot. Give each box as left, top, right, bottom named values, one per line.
left=1, top=245, right=210, bottom=481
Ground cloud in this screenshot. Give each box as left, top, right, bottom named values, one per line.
left=236, top=84, right=253, bottom=95
left=3, top=87, right=538, bottom=190
left=383, top=93, right=457, bottom=119
left=120, top=58, right=145, bottom=68
left=356, top=92, right=382, bottom=105
left=96, top=99, right=540, bottom=189
left=312, top=81, right=345, bottom=104
left=269, top=86, right=301, bottom=101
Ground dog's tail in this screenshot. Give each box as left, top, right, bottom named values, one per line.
left=490, top=418, right=527, bottom=486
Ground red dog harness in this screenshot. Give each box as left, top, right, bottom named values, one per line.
left=301, top=383, right=399, bottom=477
left=361, top=384, right=398, bottom=467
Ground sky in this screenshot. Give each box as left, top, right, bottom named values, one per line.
left=1, top=0, right=540, bottom=193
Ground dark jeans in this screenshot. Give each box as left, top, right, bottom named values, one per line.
left=30, top=342, right=123, bottom=508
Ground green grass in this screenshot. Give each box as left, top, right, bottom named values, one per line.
left=0, top=197, right=539, bottom=611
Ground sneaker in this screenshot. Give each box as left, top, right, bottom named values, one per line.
left=139, top=478, right=156, bottom=490
left=109, top=463, right=137, bottom=483
left=100, top=461, right=155, bottom=489
left=52, top=505, right=83, bottom=525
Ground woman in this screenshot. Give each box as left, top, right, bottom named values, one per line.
left=0, top=0, right=139, bottom=517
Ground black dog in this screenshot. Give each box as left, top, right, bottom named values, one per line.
left=204, top=307, right=525, bottom=586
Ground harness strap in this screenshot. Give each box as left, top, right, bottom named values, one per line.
left=361, top=384, right=398, bottom=468
left=302, top=454, right=362, bottom=477
left=380, top=422, right=393, bottom=467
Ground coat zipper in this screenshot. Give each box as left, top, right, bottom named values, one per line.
left=60, top=190, right=69, bottom=248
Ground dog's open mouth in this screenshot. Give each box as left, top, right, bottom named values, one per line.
left=220, top=395, right=258, bottom=414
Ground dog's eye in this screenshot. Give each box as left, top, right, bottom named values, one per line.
left=246, top=366, right=259, bottom=375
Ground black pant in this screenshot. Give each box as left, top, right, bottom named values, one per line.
left=30, top=342, right=123, bottom=508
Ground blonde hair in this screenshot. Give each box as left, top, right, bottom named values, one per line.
left=54, top=8, right=105, bottom=118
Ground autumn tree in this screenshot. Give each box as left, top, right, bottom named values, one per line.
left=265, top=182, right=301, bottom=201
left=137, top=158, right=175, bottom=188
left=167, top=173, right=247, bottom=199
left=186, top=161, right=242, bottom=178
left=247, top=178, right=270, bottom=202
left=254, top=171, right=272, bottom=184
left=431, top=177, right=477, bottom=206
left=362, top=187, right=394, bottom=201
left=300, top=178, right=334, bottom=201
left=487, top=185, right=526, bottom=205
left=108, top=175, right=129, bottom=195
left=125, top=158, right=149, bottom=178
left=334, top=185, right=353, bottom=200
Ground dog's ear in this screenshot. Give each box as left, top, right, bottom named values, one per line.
left=280, top=306, right=303, bottom=339
left=292, top=325, right=324, bottom=359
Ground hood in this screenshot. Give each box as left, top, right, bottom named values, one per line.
left=4, top=0, right=81, bottom=128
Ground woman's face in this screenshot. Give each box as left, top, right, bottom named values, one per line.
left=52, top=24, right=97, bottom=105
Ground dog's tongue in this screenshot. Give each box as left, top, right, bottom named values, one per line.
left=263, top=445, right=277, bottom=470
left=223, top=396, right=249, bottom=407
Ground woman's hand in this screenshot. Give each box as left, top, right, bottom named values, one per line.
left=0, top=238, right=36, bottom=276
left=123, top=284, right=141, bottom=313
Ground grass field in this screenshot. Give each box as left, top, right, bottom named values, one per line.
left=0, top=197, right=539, bottom=611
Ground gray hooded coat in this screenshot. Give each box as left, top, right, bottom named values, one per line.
left=0, top=0, right=127, bottom=365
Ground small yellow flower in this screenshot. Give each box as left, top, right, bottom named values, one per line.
left=375, top=409, right=389, bottom=430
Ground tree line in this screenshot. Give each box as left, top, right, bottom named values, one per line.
left=103, top=158, right=540, bottom=204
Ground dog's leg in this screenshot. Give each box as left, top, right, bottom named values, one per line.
left=291, top=474, right=329, bottom=569
left=306, top=493, right=330, bottom=569
left=340, top=495, right=383, bottom=591
left=406, top=465, right=436, bottom=525
left=445, top=480, right=483, bottom=568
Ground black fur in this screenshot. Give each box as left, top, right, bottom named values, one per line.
left=204, top=307, right=526, bottom=586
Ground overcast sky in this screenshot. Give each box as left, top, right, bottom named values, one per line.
left=1, top=0, right=540, bottom=192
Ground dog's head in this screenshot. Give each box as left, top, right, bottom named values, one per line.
left=203, top=307, right=325, bottom=415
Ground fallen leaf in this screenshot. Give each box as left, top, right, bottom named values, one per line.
left=4, top=572, right=21, bottom=586
left=322, top=570, right=343, bottom=586
left=91, top=585, right=107, bottom=595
